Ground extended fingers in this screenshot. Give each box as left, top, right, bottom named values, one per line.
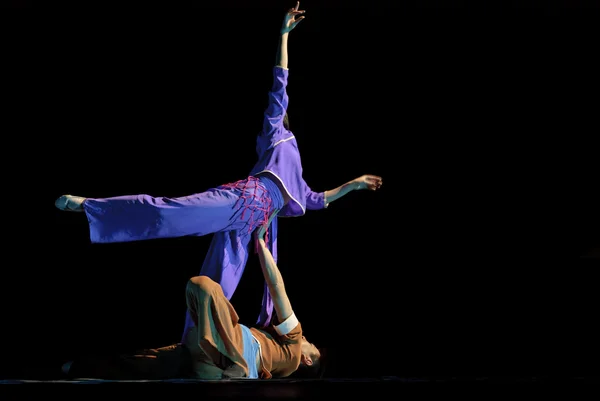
left=289, top=2, right=305, bottom=15
left=291, top=16, right=305, bottom=26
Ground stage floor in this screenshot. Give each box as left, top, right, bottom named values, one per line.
left=2, top=376, right=598, bottom=401
left=1, top=376, right=597, bottom=392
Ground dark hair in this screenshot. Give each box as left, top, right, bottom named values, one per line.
left=290, top=347, right=329, bottom=379
left=283, top=112, right=290, bottom=130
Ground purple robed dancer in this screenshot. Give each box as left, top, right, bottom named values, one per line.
left=55, top=1, right=383, bottom=332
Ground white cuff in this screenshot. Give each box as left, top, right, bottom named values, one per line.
left=274, top=312, right=299, bottom=336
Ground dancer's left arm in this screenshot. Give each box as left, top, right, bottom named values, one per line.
left=323, top=174, right=383, bottom=206
left=303, top=174, right=382, bottom=210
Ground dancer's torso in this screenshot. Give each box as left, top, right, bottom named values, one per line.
left=256, top=171, right=291, bottom=206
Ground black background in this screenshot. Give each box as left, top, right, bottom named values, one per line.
left=2, top=0, right=599, bottom=380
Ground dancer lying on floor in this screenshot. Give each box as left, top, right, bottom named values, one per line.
left=62, top=215, right=326, bottom=380
left=55, top=0, right=382, bottom=328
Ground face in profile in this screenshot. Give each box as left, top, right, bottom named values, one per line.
left=300, top=335, right=320, bottom=366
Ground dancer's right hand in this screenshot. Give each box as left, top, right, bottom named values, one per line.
left=281, top=1, right=305, bottom=35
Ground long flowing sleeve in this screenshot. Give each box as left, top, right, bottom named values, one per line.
left=261, top=66, right=289, bottom=139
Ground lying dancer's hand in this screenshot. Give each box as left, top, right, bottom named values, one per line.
left=353, top=174, right=383, bottom=191
left=281, top=1, right=305, bottom=35
left=255, top=211, right=277, bottom=242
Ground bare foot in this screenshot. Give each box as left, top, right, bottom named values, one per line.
left=55, top=195, right=86, bottom=212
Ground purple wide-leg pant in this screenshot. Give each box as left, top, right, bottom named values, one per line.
left=81, top=176, right=279, bottom=328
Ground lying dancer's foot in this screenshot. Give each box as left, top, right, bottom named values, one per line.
left=55, top=194, right=86, bottom=212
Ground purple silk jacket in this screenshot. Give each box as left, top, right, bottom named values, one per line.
left=250, top=66, right=327, bottom=216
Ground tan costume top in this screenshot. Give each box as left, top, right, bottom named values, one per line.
left=251, top=315, right=302, bottom=379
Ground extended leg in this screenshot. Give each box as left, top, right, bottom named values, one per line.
left=62, top=343, right=190, bottom=380
left=59, top=188, right=245, bottom=244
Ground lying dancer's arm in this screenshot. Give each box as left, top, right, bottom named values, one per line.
left=255, top=215, right=294, bottom=323
left=324, top=174, right=383, bottom=205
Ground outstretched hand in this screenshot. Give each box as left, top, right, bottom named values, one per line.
left=281, top=1, right=305, bottom=34
left=353, top=174, right=383, bottom=191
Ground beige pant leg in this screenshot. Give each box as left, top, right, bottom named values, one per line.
left=184, top=276, right=248, bottom=379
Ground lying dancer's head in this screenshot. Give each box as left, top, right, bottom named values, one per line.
left=294, top=336, right=327, bottom=378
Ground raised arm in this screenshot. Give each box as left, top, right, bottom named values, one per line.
left=276, top=1, right=305, bottom=69
left=324, top=174, right=383, bottom=205
left=275, top=27, right=288, bottom=69
left=254, top=213, right=294, bottom=324
left=262, top=2, right=305, bottom=138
